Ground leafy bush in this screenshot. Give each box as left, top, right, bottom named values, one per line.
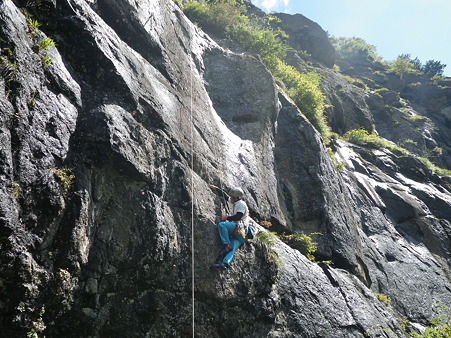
left=227, top=17, right=287, bottom=60
left=342, top=128, right=408, bottom=155
left=330, top=36, right=380, bottom=61
left=51, top=168, right=75, bottom=195
left=183, top=0, right=244, bottom=36
left=256, top=230, right=277, bottom=247
left=418, top=157, right=451, bottom=177
left=255, top=231, right=282, bottom=269
left=411, top=304, right=451, bottom=338
left=279, top=232, right=319, bottom=261
left=373, top=292, right=392, bottom=305
left=393, top=54, right=446, bottom=79
left=387, top=56, right=421, bottom=79
left=270, top=58, right=329, bottom=139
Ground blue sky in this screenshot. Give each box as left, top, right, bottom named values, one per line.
left=252, top=0, right=451, bottom=76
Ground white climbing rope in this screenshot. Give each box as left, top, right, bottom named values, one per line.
left=190, top=55, right=195, bottom=338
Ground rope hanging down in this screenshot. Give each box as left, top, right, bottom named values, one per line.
left=190, top=56, right=195, bottom=337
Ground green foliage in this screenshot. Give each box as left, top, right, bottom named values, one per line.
left=399, top=53, right=422, bottom=71
left=41, top=55, right=52, bottom=67
left=25, top=306, right=46, bottom=338
left=374, top=87, right=389, bottom=97
left=387, top=54, right=446, bottom=79
left=255, top=231, right=282, bottom=268
left=373, top=292, right=392, bottom=305
left=227, top=18, right=287, bottom=60
left=270, top=58, right=329, bottom=140
left=342, top=128, right=408, bottom=155
left=0, top=55, right=19, bottom=84
left=342, top=128, right=387, bottom=148
left=418, top=157, right=451, bottom=177
left=37, top=37, right=55, bottom=51
left=183, top=0, right=245, bottom=36
left=279, top=232, right=319, bottom=261
left=27, top=17, right=41, bottom=37
left=422, top=59, right=446, bottom=77
left=406, top=115, right=427, bottom=122
left=431, top=74, right=445, bottom=86
left=409, top=304, right=451, bottom=338
left=327, top=147, right=346, bottom=172
left=387, top=56, right=421, bottom=79
left=255, top=230, right=277, bottom=247
left=51, top=168, right=75, bottom=195
left=330, top=36, right=380, bottom=61
left=340, top=74, right=368, bottom=89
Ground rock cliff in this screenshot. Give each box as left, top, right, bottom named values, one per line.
left=0, top=0, right=450, bottom=337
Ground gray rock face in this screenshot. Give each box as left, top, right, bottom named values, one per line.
left=0, top=0, right=450, bottom=337
left=274, top=13, right=336, bottom=68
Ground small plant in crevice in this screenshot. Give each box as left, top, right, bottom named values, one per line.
left=27, top=17, right=41, bottom=37
left=27, top=306, right=46, bottom=338
left=12, top=181, right=23, bottom=207
left=0, top=55, right=19, bottom=84
left=41, top=54, right=52, bottom=67
left=327, top=147, right=347, bottom=173
left=255, top=231, right=282, bottom=272
left=50, top=168, right=75, bottom=195
left=37, top=37, right=55, bottom=51
left=373, top=292, right=392, bottom=305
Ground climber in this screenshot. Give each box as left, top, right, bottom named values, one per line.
left=208, top=184, right=249, bottom=269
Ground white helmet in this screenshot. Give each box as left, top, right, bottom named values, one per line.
left=228, top=187, right=244, bottom=198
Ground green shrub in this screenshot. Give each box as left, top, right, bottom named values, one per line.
left=255, top=231, right=282, bottom=268
left=51, top=168, right=75, bottom=195
left=387, top=56, right=421, bottom=79
left=27, top=17, right=41, bottom=37
left=270, top=58, right=329, bottom=140
left=256, top=230, right=277, bottom=247
left=227, top=19, right=287, bottom=60
left=279, top=232, right=319, bottom=261
left=374, top=292, right=392, bottom=305
left=406, top=115, right=427, bottom=122
left=41, top=55, right=52, bottom=67
left=37, top=37, right=55, bottom=51
left=418, top=157, right=451, bottom=177
left=340, top=74, right=368, bottom=89
left=330, top=36, right=380, bottom=61
left=342, top=128, right=408, bottom=155
left=183, top=0, right=244, bottom=36
left=411, top=304, right=451, bottom=338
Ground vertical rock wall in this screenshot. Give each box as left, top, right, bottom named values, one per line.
left=0, top=0, right=450, bottom=337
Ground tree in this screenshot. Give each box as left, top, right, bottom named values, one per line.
left=387, top=56, right=421, bottom=79
left=422, top=60, right=446, bottom=77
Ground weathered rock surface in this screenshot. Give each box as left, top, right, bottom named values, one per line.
left=0, top=0, right=450, bottom=337
left=274, top=13, right=336, bottom=68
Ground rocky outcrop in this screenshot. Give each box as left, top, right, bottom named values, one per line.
left=1, top=0, right=450, bottom=337
left=274, top=13, right=336, bottom=68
